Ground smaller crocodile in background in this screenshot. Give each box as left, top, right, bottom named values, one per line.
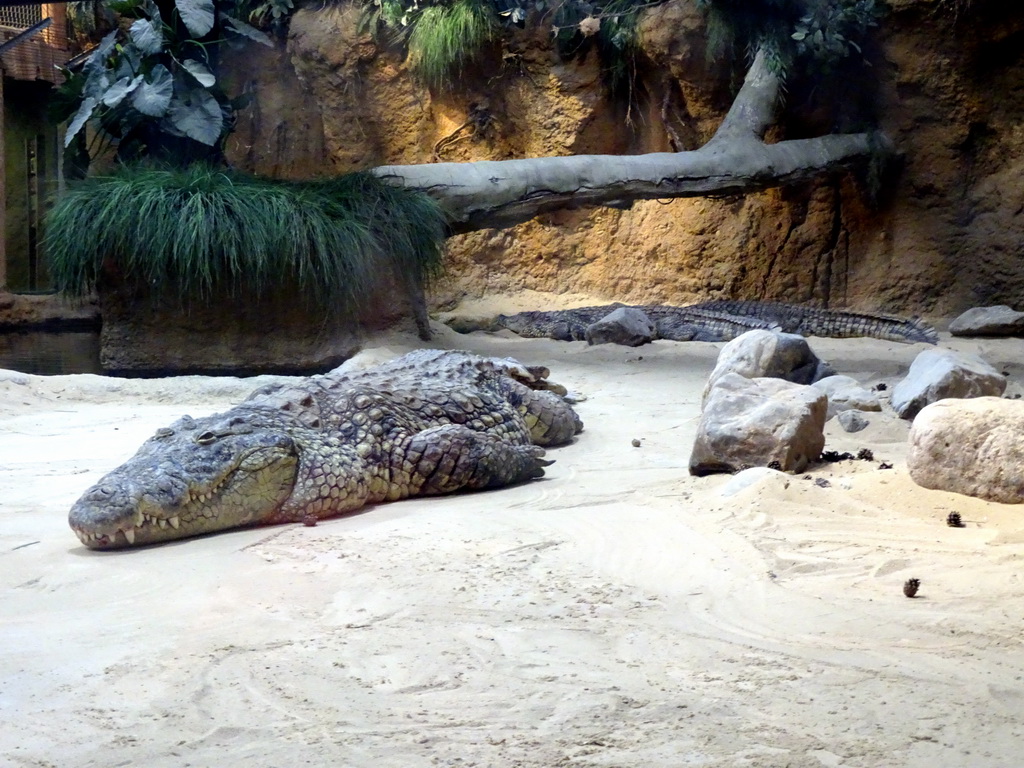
left=462, top=300, right=939, bottom=345
left=69, top=350, right=583, bottom=550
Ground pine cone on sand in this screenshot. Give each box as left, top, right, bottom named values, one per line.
left=903, top=578, right=921, bottom=598
left=947, top=512, right=965, bottom=528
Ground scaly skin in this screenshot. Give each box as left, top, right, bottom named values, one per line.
left=490, top=300, right=938, bottom=344
left=689, top=300, right=939, bottom=344
left=68, top=350, right=583, bottom=550
left=495, top=304, right=781, bottom=342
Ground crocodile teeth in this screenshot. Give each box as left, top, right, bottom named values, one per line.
left=169, top=516, right=180, bottom=529
left=158, top=518, right=168, bottom=529
left=123, top=528, right=136, bottom=545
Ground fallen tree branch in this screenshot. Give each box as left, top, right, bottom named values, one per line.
left=372, top=49, right=894, bottom=234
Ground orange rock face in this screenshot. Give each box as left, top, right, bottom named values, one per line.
left=223, top=1, right=1024, bottom=319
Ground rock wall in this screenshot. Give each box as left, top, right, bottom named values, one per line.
left=224, top=0, right=1024, bottom=319
left=96, top=273, right=421, bottom=376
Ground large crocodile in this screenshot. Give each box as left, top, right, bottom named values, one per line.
left=472, top=300, right=939, bottom=345
left=68, top=350, right=583, bottom=549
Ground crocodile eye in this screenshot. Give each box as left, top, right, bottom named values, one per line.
left=195, top=431, right=218, bottom=445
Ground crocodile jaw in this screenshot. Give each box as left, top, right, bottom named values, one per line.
left=69, top=433, right=300, bottom=550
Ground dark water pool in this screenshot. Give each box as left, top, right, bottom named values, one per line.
left=0, top=331, right=103, bottom=376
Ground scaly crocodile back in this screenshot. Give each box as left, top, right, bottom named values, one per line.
left=496, top=304, right=780, bottom=342
left=493, top=301, right=936, bottom=344
left=636, top=305, right=781, bottom=341
left=690, top=300, right=939, bottom=345
left=68, top=350, right=584, bottom=549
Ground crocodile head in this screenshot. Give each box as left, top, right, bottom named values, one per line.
left=69, top=410, right=299, bottom=550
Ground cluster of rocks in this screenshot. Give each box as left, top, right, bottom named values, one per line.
left=684, top=314, right=1022, bottom=506
left=687, top=330, right=872, bottom=476
left=512, top=300, right=1023, bottom=504
left=897, top=307, right=1022, bottom=504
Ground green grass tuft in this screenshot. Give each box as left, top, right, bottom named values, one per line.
left=44, top=165, right=448, bottom=313
left=406, top=0, right=498, bottom=89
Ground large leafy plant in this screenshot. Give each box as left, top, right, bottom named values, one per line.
left=45, top=165, right=448, bottom=309
left=56, top=0, right=273, bottom=168
left=697, top=0, right=881, bottom=77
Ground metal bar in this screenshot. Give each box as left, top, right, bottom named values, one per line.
left=0, top=15, right=49, bottom=53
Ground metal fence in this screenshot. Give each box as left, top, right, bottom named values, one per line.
left=0, top=4, right=43, bottom=30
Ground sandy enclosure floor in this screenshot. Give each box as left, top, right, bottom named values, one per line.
left=2, top=312, right=1024, bottom=767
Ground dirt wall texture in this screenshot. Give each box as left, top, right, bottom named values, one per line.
left=224, top=0, right=1024, bottom=320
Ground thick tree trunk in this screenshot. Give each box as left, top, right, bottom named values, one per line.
left=372, top=49, right=893, bottom=234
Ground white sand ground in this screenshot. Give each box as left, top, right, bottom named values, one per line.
left=2, top=299, right=1024, bottom=768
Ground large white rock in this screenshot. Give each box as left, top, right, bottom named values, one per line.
left=689, top=373, right=827, bottom=476
left=891, top=348, right=1006, bottom=420
left=908, top=397, right=1024, bottom=503
left=949, top=305, right=1024, bottom=337
left=702, top=330, right=834, bottom=407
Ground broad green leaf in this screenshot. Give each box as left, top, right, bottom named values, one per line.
left=129, top=18, right=163, bottom=55
left=182, top=59, right=216, bottom=87
left=64, top=96, right=98, bottom=146
left=131, top=64, right=173, bottom=116
left=84, top=30, right=117, bottom=75
left=83, top=70, right=111, bottom=100
left=140, top=0, right=163, bottom=23
left=167, top=87, right=224, bottom=145
left=222, top=15, right=274, bottom=47
left=102, top=74, right=144, bottom=107
left=175, top=0, right=215, bottom=38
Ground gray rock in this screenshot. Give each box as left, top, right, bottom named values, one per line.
left=949, top=305, right=1024, bottom=337
left=811, top=374, right=882, bottom=419
left=837, top=409, right=869, bottom=433
left=908, top=397, right=1024, bottom=503
left=891, top=348, right=1007, bottom=420
left=702, top=330, right=835, bottom=407
left=585, top=307, right=655, bottom=347
left=690, top=373, right=827, bottom=476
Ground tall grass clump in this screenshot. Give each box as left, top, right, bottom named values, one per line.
left=406, top=0, right=498, bottom=89
left=44, top=165, right=447, bottom=313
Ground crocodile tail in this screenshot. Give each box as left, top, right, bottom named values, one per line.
left=691, top=300, right=939, bottom=345
left=800, top=310, right=939, bottom=345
